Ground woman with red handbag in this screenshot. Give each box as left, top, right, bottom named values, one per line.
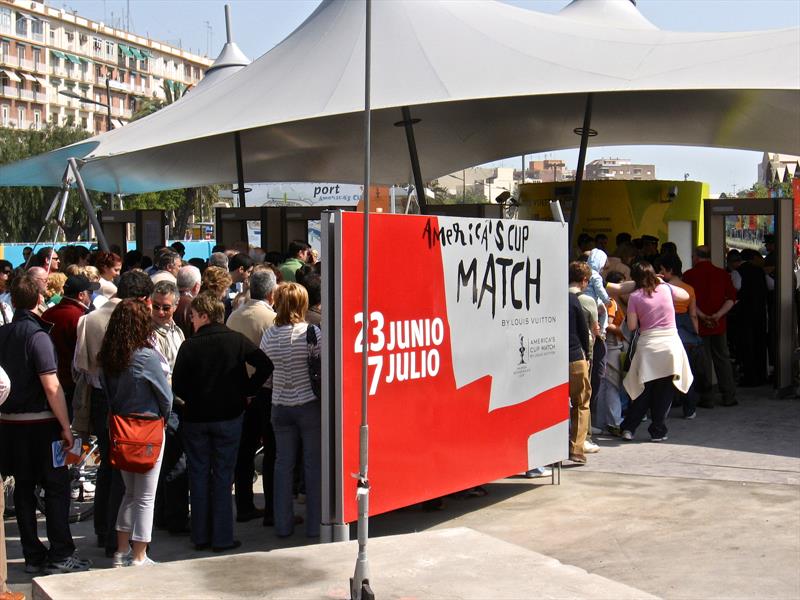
left=98, top=299, right=172, bottom=567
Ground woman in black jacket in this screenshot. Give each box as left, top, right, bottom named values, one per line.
left=172, top=292, right=271, bottom=553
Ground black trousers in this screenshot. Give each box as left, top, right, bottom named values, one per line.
left=620, top=376, right=675, bottom=440
left=234, top=388, right=275, bottom=519
left=90, top=388, right=111, bottom=538
left=154, top=416, right=189, bottom=532
left=0, top=420, right=75, bottom=565
left=737, top=314, right=768, bottom=386
left=89, top=388, right=125, bottom=553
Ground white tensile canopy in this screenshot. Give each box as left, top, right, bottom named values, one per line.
left=1, top=0, right=798, bottom=193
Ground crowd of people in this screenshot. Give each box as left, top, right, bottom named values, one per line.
left=0, top=229, right=784, bottom=594
left=565, top=231, right=779, bottom=465
left=0, top=239, right=321, bottom=592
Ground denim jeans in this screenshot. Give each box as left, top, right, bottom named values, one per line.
left=272, top=401, right=321, bottom=537
left=182, top=415, right=243, bottom=548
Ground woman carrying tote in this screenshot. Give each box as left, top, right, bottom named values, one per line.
left=619, top=262, right=693, bottom=442
left=260, top=282, right=322, bottom=538
left=98, top=299, right=172, bottom=567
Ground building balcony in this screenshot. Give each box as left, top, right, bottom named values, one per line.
left=35, top=91, right=47, bottom=103
left=50, top=65, right=69, bottom=78
left=18, top=58, right=34, bottom=71
left=1, top=85, right=17, bottom=98
left=0, top=54, right=19, bottom=68
left=18, top=88, right=34, bottom=101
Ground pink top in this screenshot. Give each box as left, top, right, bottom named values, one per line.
left=627, top=284, right=676, bottom=331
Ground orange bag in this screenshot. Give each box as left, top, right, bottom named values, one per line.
left=109, top=413, right=164, bottom=473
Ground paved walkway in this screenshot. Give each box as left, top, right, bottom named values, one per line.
left=5, top=385, right=799, bottom=599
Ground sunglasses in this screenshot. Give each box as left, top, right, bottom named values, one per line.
left=152, top=303, right=175, bottom=312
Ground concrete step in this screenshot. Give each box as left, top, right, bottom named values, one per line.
left=32, top=527, right=657, bottom=600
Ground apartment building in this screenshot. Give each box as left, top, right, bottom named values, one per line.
left=584, top=158, right=655, bottom=181
left=0, top=0, right=212, bottom=133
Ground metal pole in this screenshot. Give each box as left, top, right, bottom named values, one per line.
left=568, top=93, right=595, bottom=245
left=67, top=158, right=110, bottom=252
left=224, top=4, right=233, bottom=43
left=351, top=2, right=374, bottom=599
left=105, top=77, right=113, bottom=131
left=399, top=106, right=428, bottom=214
left=234, top=131, right=246, bottom=208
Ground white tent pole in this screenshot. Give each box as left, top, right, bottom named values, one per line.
left=568, top=93, right=595, bottom=245
left=351, top=1, right=374, bottom=599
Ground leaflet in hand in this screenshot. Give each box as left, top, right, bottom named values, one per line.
left=52, top=438, right=82, bottom=468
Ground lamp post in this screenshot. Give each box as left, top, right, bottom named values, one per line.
left=58, top=77, right=113, bottom=131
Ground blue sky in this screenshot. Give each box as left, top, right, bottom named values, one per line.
left=63, top=0, right=800, bottom=194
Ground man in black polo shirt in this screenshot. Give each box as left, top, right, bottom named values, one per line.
left=0, top=275, right=91, bottom=574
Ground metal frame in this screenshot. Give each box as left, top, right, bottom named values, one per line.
left=703, top=197, right=793, bottom=393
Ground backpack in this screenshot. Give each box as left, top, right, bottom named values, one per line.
left=306, top=325, right=322, bottom=400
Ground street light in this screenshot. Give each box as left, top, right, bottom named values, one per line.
left=58, top=77, right=113, bottom=131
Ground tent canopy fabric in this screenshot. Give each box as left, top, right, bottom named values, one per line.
left=1, top=0, right=798, bottom=193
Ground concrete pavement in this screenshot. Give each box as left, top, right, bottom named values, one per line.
left=4, top=385, right=799, bottom=599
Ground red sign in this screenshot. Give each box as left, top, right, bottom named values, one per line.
left=335, top=213, right=569, bottom=522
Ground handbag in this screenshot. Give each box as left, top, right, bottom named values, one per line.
left=306, top=325, right=322, bottom=400
left=108, top=412, right=164, bottom=474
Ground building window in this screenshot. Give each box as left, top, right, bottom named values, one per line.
left=95, top=65, right=102, bottom=80
left=17, top=106, right=24, bottom=127
left=1, top=105, right=8, bottom=126
left=105, top=40, right=114, bottom=57
left=50, top=111, right=58, bottom=124
left=33, top=46, right=41, bottom=67
left=93, top=37, right=102, bottom=54
left=0, top=7, right=11, bottom=33
left=31, top=18, right=43, bottom=39
left=0, top=40, right=9, bottom=60
left=118, top=69, right=125, bottom=83
left=33, top=109, right=40, bottom=129
left=15, top=13, right=27, bottom=37
left=17, top=44, right=24, bottom=61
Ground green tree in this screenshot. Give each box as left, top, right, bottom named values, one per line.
left=0, top=122, right=109, bottom=242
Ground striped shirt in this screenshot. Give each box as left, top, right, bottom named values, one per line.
left=260, top=322, right=321, bottom=407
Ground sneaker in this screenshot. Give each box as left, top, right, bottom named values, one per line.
left=128, top=555, right=158, bottom=567
left=24, top=562, right=45, bottom=574
left=606, top=425, right=621, bottom=437
left=651, top=435, right=669, bottom=442
left=583, top=440, right=600, bottom=454
left=621, top=430, right=633, bottom=441
left=568, top=454, right=587, bottom=465
left=112, top=551, right=131, bottom=568
left=45, top=554, right=92, bottom=574
left=524, top=467, right=553, bottom=478
left=685, top=411, right=696, bottom=420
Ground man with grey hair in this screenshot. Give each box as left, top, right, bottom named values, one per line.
left=175, top=265, right=201, bottom=339
left=27, top=266, right=49, bottom=315
left=151, top=250, right=181, bottom=285
left=226, top=268, right=277, bottom=524
left=208, top=252, right=229, bottom=270
left=149, top=280, right=189, bottom=535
